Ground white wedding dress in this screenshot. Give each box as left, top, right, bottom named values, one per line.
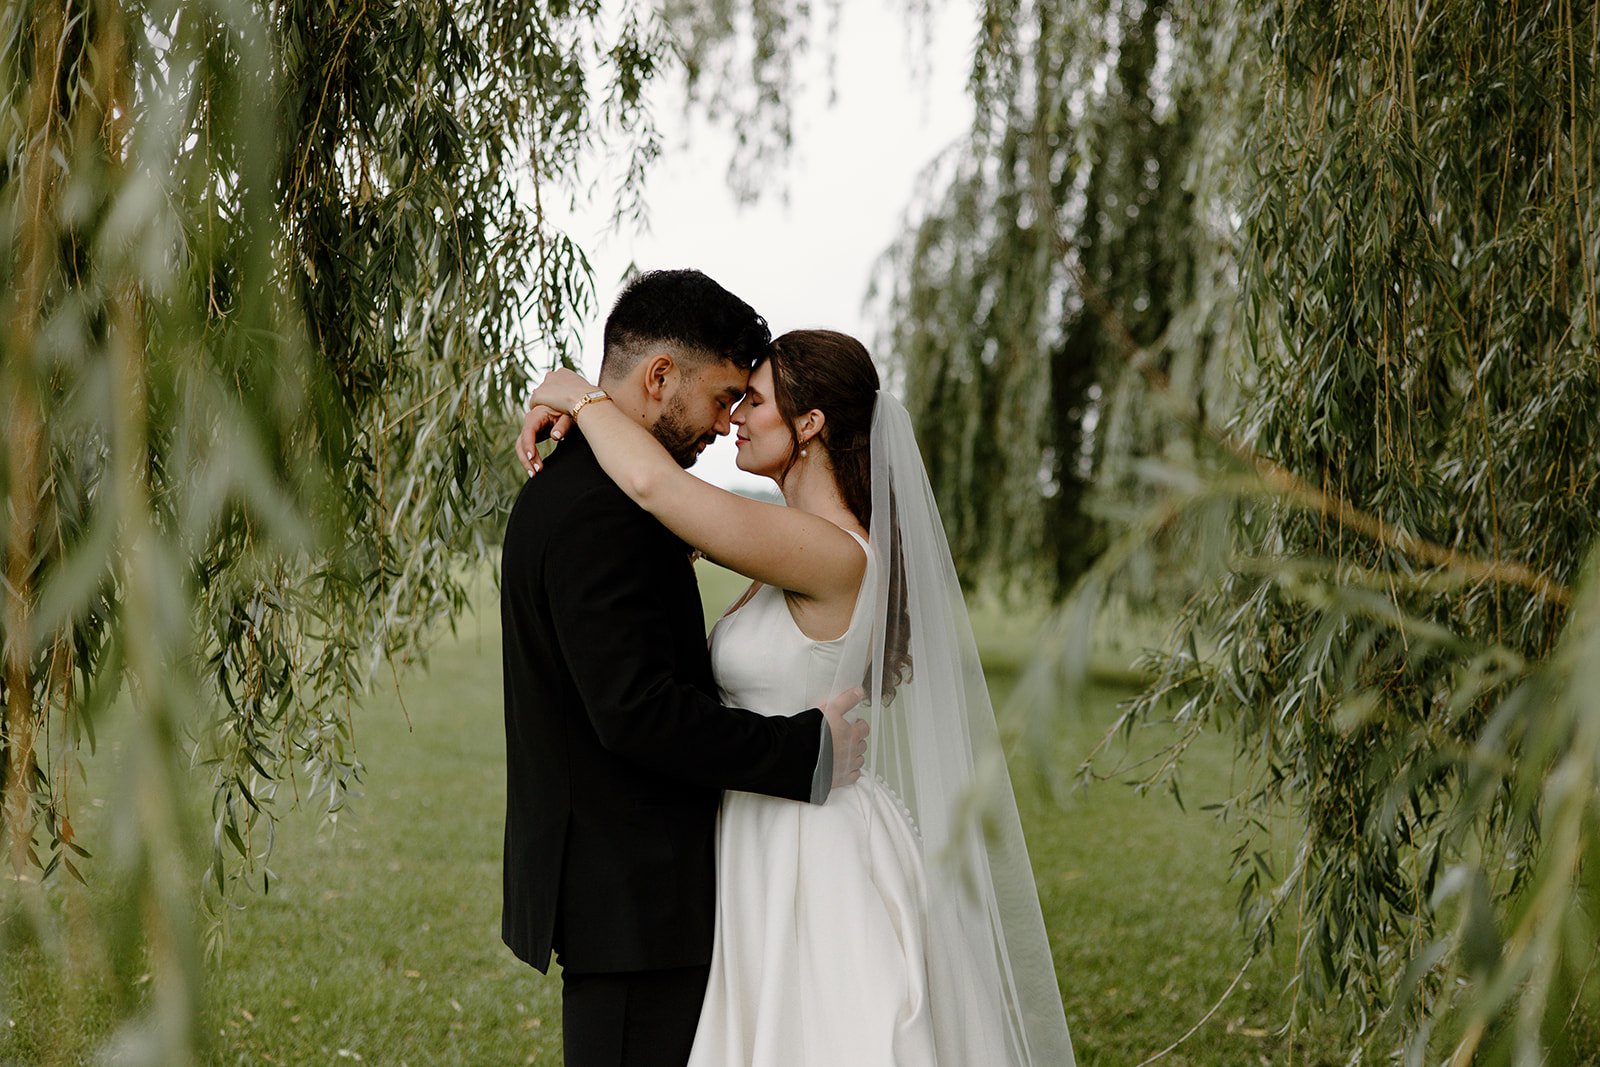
left=687, top=393, right=1075, bottom=1067
left=689, top=532, right=996, bottom=1066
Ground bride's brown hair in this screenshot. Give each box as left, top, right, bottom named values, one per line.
left=766, top=329, right=912, bottom=700
left=766, top=330, right=877, bottom=525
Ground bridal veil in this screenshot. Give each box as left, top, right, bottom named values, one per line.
left=825, top=391, right=1076, bottom=1067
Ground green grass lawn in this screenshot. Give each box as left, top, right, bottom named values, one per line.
left=3, top=565, right=1357, bottom=1065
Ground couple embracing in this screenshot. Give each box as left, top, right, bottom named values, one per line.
left=500, top=270, right=1075, bottom=1067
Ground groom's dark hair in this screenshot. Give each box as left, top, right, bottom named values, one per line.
left=599, top=269, right=770, bottom=383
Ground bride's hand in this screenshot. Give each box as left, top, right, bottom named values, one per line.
left=517, top=404, right=570, bottom=475
left=823, top=687, right=869, bottom=789
left=516, top=369, right=596, bottom=475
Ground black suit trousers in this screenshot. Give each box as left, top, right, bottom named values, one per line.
left=560, top=964, right=712, bottom=1067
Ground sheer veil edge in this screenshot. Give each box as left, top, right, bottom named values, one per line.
left=827, top=391, right=1076, bottom=1067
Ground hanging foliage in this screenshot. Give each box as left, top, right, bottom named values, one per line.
left=858, top=0, right=1600, bottom=1058
left=875, top=0, right=1250, bottom=596
left=1043, top=0, right=1600, bottom=1059
left=1, top=0, right=665, bottom=1059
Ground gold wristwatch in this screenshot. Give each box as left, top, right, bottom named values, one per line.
left=569, top=389, right=611, bottom=418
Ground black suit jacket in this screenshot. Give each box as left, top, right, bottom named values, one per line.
left=501, top=431, right=826, bottom=975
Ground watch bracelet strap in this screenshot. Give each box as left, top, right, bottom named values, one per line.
left=570, top=389, right=611, bottom=418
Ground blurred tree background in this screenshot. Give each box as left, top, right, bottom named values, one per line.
left=4, top=0, right=1599, bottom=1063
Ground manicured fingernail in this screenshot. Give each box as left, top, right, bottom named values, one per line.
left=551, top=431, right=562, bottom=440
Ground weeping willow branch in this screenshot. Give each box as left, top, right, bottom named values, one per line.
left=1071, top=265, right=1574, bottom=609
left=2, top=0, right=674, bottom=1058
left=4, top=0, right=66, bottom=878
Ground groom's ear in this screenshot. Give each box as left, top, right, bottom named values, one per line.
left=641, top=352, right=676, bottom=402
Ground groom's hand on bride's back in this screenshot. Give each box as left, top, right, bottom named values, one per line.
left=517, top=404, right=573, bottom=476
left=823, top=687, right=869, bottom=789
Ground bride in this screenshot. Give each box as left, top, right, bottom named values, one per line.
left=522, top=329, right=1074, bottom=1067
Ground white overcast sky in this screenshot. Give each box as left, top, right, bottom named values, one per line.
left=558, top=1, right=976, bottom=492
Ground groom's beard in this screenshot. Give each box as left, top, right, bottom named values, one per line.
left=653, top=393, right=711, bottom=468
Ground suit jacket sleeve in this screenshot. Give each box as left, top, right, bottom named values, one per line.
left=546, top=485, right=827, bottom=802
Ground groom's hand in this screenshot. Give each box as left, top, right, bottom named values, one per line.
left=517, top=404, right=573, bottom=476
left=823, top=687, right=869, bottom=789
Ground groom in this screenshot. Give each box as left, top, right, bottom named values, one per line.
left=501, top=269, right=865, bottom=1067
